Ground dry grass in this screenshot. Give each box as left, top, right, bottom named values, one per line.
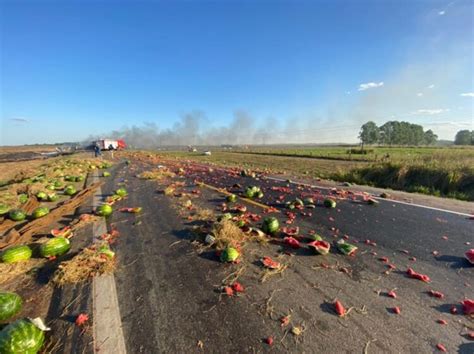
left=211, top=219, right=247, bottom=250
left=52, top=244, right=116, bottom=285
left=0, top=258, right=47, bottom=284
left=137, top=168, right=175, bottom=180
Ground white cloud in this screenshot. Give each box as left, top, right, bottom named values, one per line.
left=346, top=91, right=351, bottom=95
left=358, top=82, right=384, bottom=91
left=438, top=10, right=446, bottom=15
left=416, top=92, right=424, bottom=97
left=460, top=92, right=474, bottom=97
left=427, top=84, right=435, bottom=89
left=413, top=108, right=449, bottom=115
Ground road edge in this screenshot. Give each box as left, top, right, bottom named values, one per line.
left=91, top=170, right=127, bottom=354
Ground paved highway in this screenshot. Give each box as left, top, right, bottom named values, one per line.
left=98, top=159, right=473, bottom=353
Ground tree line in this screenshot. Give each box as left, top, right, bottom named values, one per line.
left=454, top=130, right=474, bottom=145
left=358, top=121, right=438, bottom=147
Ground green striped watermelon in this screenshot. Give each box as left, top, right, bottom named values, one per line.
left=32, top=207, right=49, bottom=219
left=0, top=319, right=45, bottom=353
left=262, top=217, right=280, bottom=235
left=115, top=187, right=128, bottom=197
left=0, top=204, right=9, bottom=216
left=0, top=292, right=22, bottom=321
left=39, top=237, right=70, bottom=258
left=8, top=210, right=26, bottom=222
left=1, top=246, right=32, bottom=264
left=323, top=198, right=337, bottom=208
left=64, top=185, right=77, bottom=196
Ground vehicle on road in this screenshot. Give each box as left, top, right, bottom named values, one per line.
left=93, top=139, right=126, bottom=151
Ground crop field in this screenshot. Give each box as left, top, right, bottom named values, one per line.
left=158, top=146, right=474, bottom=201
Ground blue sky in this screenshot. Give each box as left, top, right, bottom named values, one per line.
left=1, top=0, right=473, bottom=145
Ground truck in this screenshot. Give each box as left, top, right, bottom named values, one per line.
left=94, top=139, right=126, bottom=150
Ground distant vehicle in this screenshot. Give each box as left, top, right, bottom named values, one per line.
left=188, top=146, right=197, bottom=152
left=94, top=139, right=126, bottom=150
left=203, top=151, right=211, bottom=156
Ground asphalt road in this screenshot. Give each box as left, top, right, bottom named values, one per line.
left=100, top=159, right=473, bottom=353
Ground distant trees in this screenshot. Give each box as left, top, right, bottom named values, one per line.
left=423, top=130, right=438, bottom=145
left=358, top=121, right=380, bottom=149
left=454, top=130, right=473, bottom=145
left=359, top=121, right=438, bottom=146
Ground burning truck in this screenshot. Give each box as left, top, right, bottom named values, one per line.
left=93, top=139, right=126, bottom=150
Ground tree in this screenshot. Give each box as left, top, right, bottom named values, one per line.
left=377, top=121, right=436, bottom=146
left=454, top=130, right=473, bottom=145
left=423, top=129, right=438, bottom=145
left=359, top=121, right=379, bottom=149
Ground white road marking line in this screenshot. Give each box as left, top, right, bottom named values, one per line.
left=265, top=176, right=472, bottom=218
left=91, top=172, right=127, bottom=354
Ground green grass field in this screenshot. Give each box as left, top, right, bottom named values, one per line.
left=157, top=146, right=474, bottom=201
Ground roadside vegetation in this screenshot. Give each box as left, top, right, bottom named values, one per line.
left=158, top=146, right=474, bottom=201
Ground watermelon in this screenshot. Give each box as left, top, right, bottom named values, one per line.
left=0, top=318, right=45, bottom=353
left=64, top=185, right=77, bottom=196
left=0, top=204, right=9, bottom=216
left=262, top=217, right=279, bottom=235
left=323, top=198, right=337, bottom=208
left=226, top=194, right=237, bottom=203
left=220, top=247, right=239, bottom=262
left=31, top=175, right=44, bottom=183
left=465, top=249, right=474, bottom=265
left=308, top=233, right=323, bottom=241
left=304, top=197, right=314, bottom=205
left=40, top=237, right=70, bottom=258
left=53, top=180, right=63, bottom=188
left=0, top=292, right=22, bottom=321
left=336, top=240, right=358, bottom=256
left=244, top=186, right=261, bottom=199
left=98, top=244, right=115, bottom=258
left=18, top=194, right=28, bottom=204
left=76, top=175, right=85, bottom=182
left=308, top=240, right=331, bottom=255
left=235, top=219, right=246, bottom=228
left=294, top=198, right=304, bottom=207
left=35, top=192, right=48, bottom=201
left=1, top=245, right=32, bottom=263
left=47, top=193, right=58, bottom=202
left=102, top=171, right=111, bottom=177
left=64, top=175, right=75, bottom=182
left=45, top=185, right=55, bottom=191
left=115, top=188, right=128, bottom=197
left=96, top=204, right=113, bottom=217
left=51, top=227, right=72, bottom=238
left=32, top=207, right=49, bottom=219
left=8, top=210, right=26, bottom=222
left=218, top=213, right=233, bottom=222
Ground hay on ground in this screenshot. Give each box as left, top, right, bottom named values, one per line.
left=137, top=168, right=175, bottom=180
left=52, top=244, right=115, bottom=285
left=0, top=258, right=46, bottom=284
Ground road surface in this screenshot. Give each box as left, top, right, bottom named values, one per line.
left=95, top=157, right=473, bottom=353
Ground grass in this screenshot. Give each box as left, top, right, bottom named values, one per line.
left=151, top=146, right=474, bottom=201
